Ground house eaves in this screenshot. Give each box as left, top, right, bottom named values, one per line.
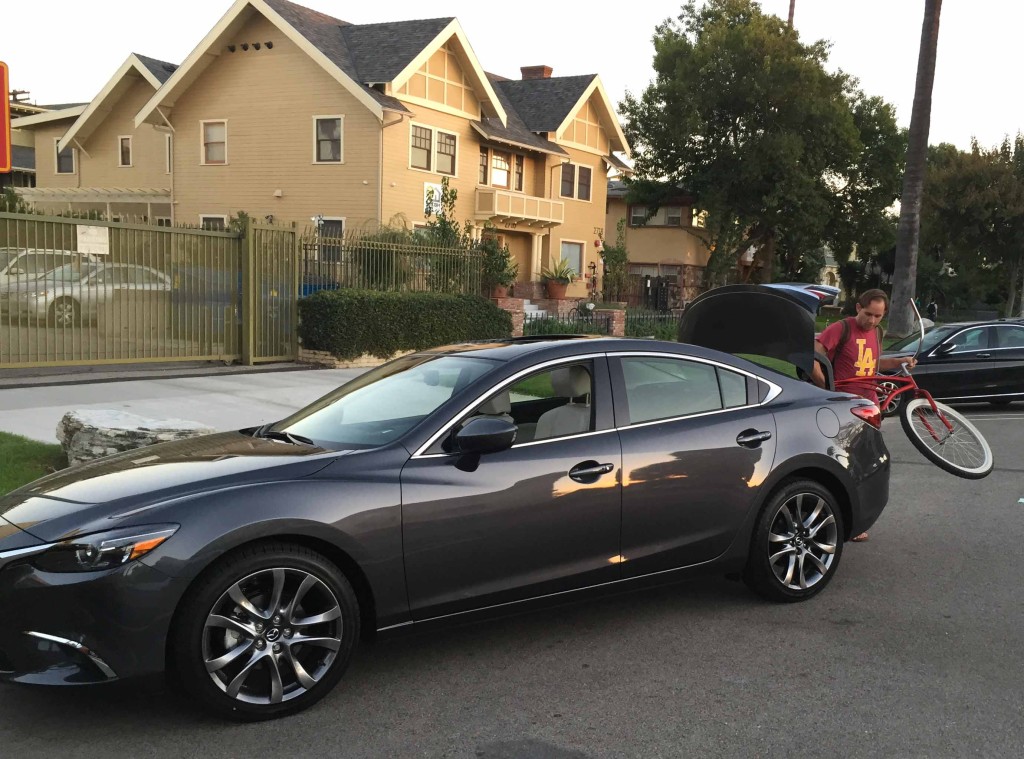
left=59, top=53, right=175, bottom=153
left=10, top=105, right=87, bottom=129
left=553, top=76, right=630, bottom=155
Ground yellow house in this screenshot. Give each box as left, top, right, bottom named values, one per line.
left=605, top=180, right=710, bottom=306
left=11, top=54, right=177, bottom=221
left=124, top=0, right=629, bottom=298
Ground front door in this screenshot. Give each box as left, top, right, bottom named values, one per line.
left=401, top=358, right=622, bottom=619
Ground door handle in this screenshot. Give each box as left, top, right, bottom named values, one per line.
left=736, top=429, right=772, bottom=448
left=976, top=353, right=991, bottom=358
left=568, top=461, right=615, bottom=482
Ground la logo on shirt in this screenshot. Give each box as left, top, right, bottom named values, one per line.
left=854, top=339, right=876, bottom=377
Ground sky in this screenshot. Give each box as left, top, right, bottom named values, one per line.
left=4, top=0, right=1022, bottom=151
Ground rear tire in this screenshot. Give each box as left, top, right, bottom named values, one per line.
left=48, top=298, right=79, bottom=327
left=743, top=479, right=844, bottom=603
left=169, top=542, right=360, bottom=721
left=899, top=399, right=994, bottom=479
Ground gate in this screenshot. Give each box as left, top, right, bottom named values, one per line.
left=244, top=221, right=300, bottom=363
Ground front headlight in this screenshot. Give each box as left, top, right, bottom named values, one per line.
left=31, top=525, right=178, bottom=573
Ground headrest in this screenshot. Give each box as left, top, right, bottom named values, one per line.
left=551, top=366, right=590, bottom=399
left=477, top=390, right=511, bottom=415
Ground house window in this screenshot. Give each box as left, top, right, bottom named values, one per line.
left=165, top=133, right=173, bottom=174
left=314, top=116, right=343, bottom=163
left=560, top=164, right=575, bottom=198
left=55, top=140, right=75, bottom=174
left=155, top=217, right=172, bottom=227
left=411, top=125, right=432, bottom=171
left=436, top=131, right=457, bottom=176
left=561, top=162, right=592, bottom=200
left=630, top=206, right=685, bottom=227
left=514, top=154, right=525, bottom=192
left=630, top=205, right=647, bottom=226
left=560, top=241, right=584, bottom=276
left=118, top=136, right=133, bottom=167
left=479, top=147, right=488, bottom=184
left=201, top=120, right=227, bottom=164
left=200, top=215, right=227, bottom=231
left=665, top=206, right=683, bottom=226
left=491, top=150, right=511, bottom=189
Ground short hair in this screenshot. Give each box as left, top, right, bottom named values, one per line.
left=858, top=288, right=889, bottom=311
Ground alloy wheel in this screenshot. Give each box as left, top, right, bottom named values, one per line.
left=767, top=492, right=839, bottom=590
left=202, top=567, right=343, bottom=705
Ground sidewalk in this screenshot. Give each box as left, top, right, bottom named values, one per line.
left=0, top=366, right=367, bottom=444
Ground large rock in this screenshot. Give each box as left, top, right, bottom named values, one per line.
left=57, top=409, right=216, bottom=466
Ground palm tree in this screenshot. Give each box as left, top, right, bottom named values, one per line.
left=889, top=0, right=942, bottom=335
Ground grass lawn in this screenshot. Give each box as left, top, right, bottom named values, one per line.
left=0, top=432, right=66, bottom=495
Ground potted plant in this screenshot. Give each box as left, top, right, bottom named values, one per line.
left=540, top=257, right=577, bottom=299
left=480, top=235, right=519, bottom=297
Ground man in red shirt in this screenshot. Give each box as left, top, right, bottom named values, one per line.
left=811, top=289, right=916, bottom=541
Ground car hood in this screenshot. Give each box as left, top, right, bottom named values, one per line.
left=0, top=431, right=342, bottom=542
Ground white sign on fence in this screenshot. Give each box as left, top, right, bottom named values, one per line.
left=77, top=225, right=110, bottom=255
left=424, top=182, right=443, bottom=216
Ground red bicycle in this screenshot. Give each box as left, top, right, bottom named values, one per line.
left=835, top=301, right=994, bottom=480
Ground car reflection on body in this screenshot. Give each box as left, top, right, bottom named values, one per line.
left=0, top=295, right=890, bottom=721
left=882, top=317, right=1024, bottom=412
left=8, top=262, right=171, bottom=327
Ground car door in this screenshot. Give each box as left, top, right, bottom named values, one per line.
left=917, top=326, right=996, bottom=399
left=400, top=356, right=622, bottom=620
left=611, top=352, right=777, bottom=576
left=990, top=324, right=1024, bottom=399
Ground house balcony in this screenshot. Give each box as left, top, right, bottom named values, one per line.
left=475, top=188, right=564, bottom=228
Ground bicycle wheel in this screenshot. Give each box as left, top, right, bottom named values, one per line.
left=899, top=398, right=994, bottom=479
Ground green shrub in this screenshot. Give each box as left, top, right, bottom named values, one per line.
left=299, top=290, right=512, bottom=359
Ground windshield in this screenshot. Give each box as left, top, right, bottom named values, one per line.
left=0, top=249, right=17, bottom=270
left=272, top=353, right=498, bottom=449
left=886, top=325, right=955, bottom=354
left=40, top=264, right=95, bottom=282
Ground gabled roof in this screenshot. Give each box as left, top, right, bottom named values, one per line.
left=10, top=105, right=87, bottom=129
left=495, top=75, right=596, bottom=133
left=553, top=77, right=629, bottom=155
left=342, top=18, right=455, bottom=83
left=474, top=73, right=566, bottom=157
left=59, top=53, right=177, bottom=152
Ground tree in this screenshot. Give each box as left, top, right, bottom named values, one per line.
left=889, top=0, right=943, bottom=335
left=921, top=136, right=1024, bottom=316
left=620, top=0, right=903, bottom=285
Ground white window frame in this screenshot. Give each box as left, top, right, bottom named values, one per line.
left=200, top=119, right=228, bottom=165
left=558, top=239, right=586, bottom=277
left=312, top=115, right=344, bottom=164
left=165, top=133, right=173, bottom=174
left=54, top=138, right=76, bottom=175
left=560, top=161, right=593, bottom=202
left=118, top=135, right=133, bottom=167
left=318, top=216, right=346, bottom=237
left=154, top=217, right=172, bottom=227
left=408, top=122, right=458, bottom=177
left=629, top=205, right=647, bottom=226
left=199, top=214, right=228, bottom=231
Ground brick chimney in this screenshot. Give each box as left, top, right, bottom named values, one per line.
left=520, top=65, right=553, bottom=80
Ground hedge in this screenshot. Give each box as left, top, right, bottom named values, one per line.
left=298, top=290, right=512, bottom=360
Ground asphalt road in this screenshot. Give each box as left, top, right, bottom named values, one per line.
left=1, top=400, right=1022, bottom=758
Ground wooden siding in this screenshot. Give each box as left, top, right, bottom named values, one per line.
left=396, top=44, right=481, bottom=119
left=544, top=146, right=607, bottom=299
left=77, top=77, right=169, bottom=189
left=605, top=197, right=710, bottom=267
left=170, top=14, right=381, bottom=228
left=559, top=96, right=609, bottom=156
left=32, top=122, right=80, bottom=188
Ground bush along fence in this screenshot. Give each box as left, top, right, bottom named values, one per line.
left=297, top=290, right=512, bottom=366
left=625, top=310, right=684, bottom=341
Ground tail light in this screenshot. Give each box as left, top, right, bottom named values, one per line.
left=850, top=404, right=882, bottom=430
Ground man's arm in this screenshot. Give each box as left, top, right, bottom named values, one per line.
left=811, top=340, right=827, bottom=387
left=878, top=355, right=917, bottom=372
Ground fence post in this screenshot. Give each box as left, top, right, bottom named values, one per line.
left=241, top=218, right=255, bottom=365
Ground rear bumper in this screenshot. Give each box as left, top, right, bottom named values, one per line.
left=0, top=557, right=186, bottom=686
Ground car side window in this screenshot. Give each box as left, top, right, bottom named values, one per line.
left=997, top=325, right=1024, bottom=349
left=718, top=367, right=748, bottom=408
left=946, top=327, right=989, bottom=354
left=621, top=357, right=723, bottom=424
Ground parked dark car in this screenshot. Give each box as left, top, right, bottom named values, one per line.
left=0, top=292, right=890, bottom=721
left=882, top=317, right=1024, bottom=409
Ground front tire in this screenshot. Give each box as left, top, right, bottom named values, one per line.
left=169, top=542, right=360, bottom=721
left=743, top=479, right=844, bottom=603
left=899, top=398, right=994, bottom=479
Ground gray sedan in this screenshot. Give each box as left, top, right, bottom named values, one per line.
left=8, top=262, right=171, bottom=326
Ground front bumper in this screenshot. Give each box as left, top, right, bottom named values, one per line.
left=0, top=548, right=188, bottom=685
left=8, top=297, right=48, bottom=321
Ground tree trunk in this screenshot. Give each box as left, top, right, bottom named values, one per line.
left=1019, top=257, right=1024, bottom=317
left=1007, top=258, right=1020, bottom=317
left=788, top=0, right=796, bottom=27
left=889, top=0, right=942, bottom=335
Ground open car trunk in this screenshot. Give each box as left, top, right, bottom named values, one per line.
left=678, top=284, right=832, bottom=387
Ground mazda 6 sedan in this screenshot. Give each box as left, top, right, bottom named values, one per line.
left=0, top=335, right=891, bottom=720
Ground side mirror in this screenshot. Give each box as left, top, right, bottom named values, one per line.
left=453, top=417, right=517, bottom=455
left=934, top=343, right=957, bottom=356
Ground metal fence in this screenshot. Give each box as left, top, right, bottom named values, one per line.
left=299, top=227, right=483, bottom=295
left=523, top=307, right=612, bottom=336
left=625, top=310, right=682, bottom=340
left=1, top=212, right=244, bottom=368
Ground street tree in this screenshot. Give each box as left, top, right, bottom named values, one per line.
left=890, top=0, right=943, bottom=334
left=620, top=0, right=903, bottom=284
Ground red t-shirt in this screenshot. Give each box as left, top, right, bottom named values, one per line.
left=818, top=317, right=880, bottom=401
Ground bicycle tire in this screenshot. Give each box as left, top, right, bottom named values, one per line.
left=899, top=398, right=994, bottom=479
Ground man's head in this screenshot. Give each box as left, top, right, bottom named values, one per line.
left=855, top=288, right=888, bottom=330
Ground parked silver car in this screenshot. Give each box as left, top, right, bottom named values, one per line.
left=0, top=248, right=89, bottom=317
left=9, top=262, right=171, bottom=327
